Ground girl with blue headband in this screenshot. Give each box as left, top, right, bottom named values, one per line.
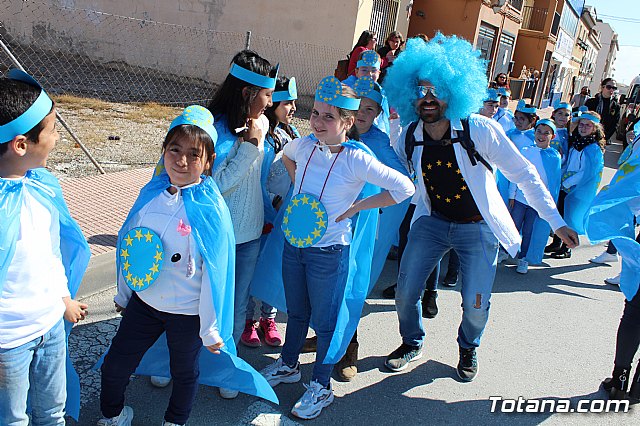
left=258, top=76, right=414, bottom=419
left=242, top=76, right=300, bottom=349
left=206, top=50, right=278, bottom=398
left=546, top=110, right=605, bottom=258
left=99, top=106, right=276, bottom=426
left=551, top=101, right=571, bottom=162
left=507, top=118, right=562, bottom=273
left=493, top=88, right=515, bottom=133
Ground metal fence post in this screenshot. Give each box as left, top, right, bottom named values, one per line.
left=245, top=31, right=251, bottom=49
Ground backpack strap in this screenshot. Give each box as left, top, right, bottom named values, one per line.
left=403, top=120, right=421, bottom=177
left=451, top=117, right=493, bottom=173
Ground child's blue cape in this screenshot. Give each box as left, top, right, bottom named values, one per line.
left=96, top=171, right=277, bottom=403
left=343, top=76, right=391, bottom=136
left=261, top=125, right=301, bottom=226
left=520, top=147, right=562, bottom=265
left=496, top=128, right=536, bottom=204
left=562, top=144, right=604, bottom=234
left=550, top=128, right=569, bottom=163
left=0, top=168, right=90, bottom=420
left=585, top=146, right=640, bottom=300
left=250, top=138, right=381, bottom=364
left=359, top=125, right=411, bottom=287
left=212, top=115, right=238, bottom=170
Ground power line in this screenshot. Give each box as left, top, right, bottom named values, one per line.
left=597, top=13, right=640, bottom=24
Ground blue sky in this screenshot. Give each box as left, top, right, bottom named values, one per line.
left=585, top=0, right=640, bottom=84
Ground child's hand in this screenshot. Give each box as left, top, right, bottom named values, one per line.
left=336, top=203, right=360, bottom=222
left=114, top=302, right=126, bottom=315
left=63, top=297, right=88, bottom=323
left=205, top=341, right=224, bottom=354
left=243, top=119, right=263, bottom=148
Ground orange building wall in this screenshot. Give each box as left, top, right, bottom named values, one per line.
left=407, top=0, right=481, bottom=43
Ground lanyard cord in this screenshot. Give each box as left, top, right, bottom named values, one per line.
left=298, top=145, right=344, bottom=201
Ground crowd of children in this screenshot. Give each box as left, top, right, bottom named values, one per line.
left=0, top=30, right=634, bottom=425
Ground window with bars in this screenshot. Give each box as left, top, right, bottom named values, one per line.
left=369, top=0, right=400, bottom=48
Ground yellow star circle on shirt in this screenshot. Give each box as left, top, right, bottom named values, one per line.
left=119, top=227, right=164, bottom=292
left=281, top=193, right=328, bottom=248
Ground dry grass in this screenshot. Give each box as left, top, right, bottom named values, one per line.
left=51, top=94, right=113, bottom=111
left=123, top=102, right=180, bottom=123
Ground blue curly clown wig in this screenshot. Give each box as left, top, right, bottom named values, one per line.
left=383, top=33, right=488, bottom=126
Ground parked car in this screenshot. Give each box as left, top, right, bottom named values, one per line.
left=617, top=74, right=640, bottom=147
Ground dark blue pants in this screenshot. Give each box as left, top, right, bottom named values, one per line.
left=100, top=293, right=202, bottom=425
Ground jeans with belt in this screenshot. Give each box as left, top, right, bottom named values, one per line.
left=396, top=214, right=499, bottom=348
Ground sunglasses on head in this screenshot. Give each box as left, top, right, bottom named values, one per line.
left=605, top=84, right=617, bottom=90
left=416, top=85, right=439, bottom=99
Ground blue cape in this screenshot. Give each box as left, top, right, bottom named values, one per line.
left=343, top=76, right=391, bottom=135
left=358, top=126, right=411, bottom=288
left=562, top=144, right=604, bottom=234
left=250, top=139, right=382, bottom=364
left=0, top=169, right=90, bottom=420
left=550, top=128, right=569, bottom=163
left=496, top=129, right=536, bottom=204
left=585, top=146, right=640, bottom=300
left=521, top=147, right=562, bottom=264
left=212, top=115, right=238, bottom=170
left=97, top=171, right=277, bottom=403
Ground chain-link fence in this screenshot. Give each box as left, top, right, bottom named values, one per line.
left=0, top=0, right=347, bottom=175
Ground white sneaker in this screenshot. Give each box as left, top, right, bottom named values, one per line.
left=497, top=249, right=509, bottom=264
left=97, top=406, right=133, bottom=426
left=605, top=273, right=621, bottom=286
left=516, top=259, right=528, bottom=274
left=589, top=251, right=618, bottom=264
left=260, top=356, right=301, bottom=387
left=163, top=422, right=183, bottom=426
left=219, top=387, right=239, bottom=399
left=291, top=381, right=334, bottom=420
left=150, top=375, right=171, bottom=388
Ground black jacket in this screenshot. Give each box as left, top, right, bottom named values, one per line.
left=585, top=94, right=621, bottom=139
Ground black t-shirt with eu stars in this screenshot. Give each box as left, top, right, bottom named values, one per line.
left=420, top=126, right=482, bottom=222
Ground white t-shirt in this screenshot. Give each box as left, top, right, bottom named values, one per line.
left=509, top=146, right=552, bottom=206
left=0, top=186, right=69, bottom=349
left=283, top=136, right=414, bottom=247
left=114, top=189, right=222, bottom=346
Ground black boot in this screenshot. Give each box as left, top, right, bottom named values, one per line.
left=629, top=361, right=640, bottom=403
left=602, top=365, right=630, bottom=400
left=545, top=235, right=562, bottom=253
left=421, top=290, right=438, bottom=319
left=382, top=283, right=397, bottom=299
left=550, top=243, right=571, bottom=259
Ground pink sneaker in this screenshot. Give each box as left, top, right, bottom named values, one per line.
left=260, top=318, right=282, bottom=347
left=240, top=320, right=260, bottom=347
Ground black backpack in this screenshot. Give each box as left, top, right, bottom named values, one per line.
left=404, top=118, right=493, bottom=176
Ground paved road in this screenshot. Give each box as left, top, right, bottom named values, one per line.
left=67, top=147, right=640, bottom=425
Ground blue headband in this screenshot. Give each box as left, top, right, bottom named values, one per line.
left=168, top=105, right=218, bottom=146
left=552, top=101, right=571, bottom=111
left=572, top=111, right=601, bottom=124
left=497, top=87, right=511, bottom=97
left=0, top=69, right=54, bottom=144
left=535, top=118, right=557, bottom=134
left=484, top=88, right=500, bottom=102
left=353, top=76, right=383, bottom=106
left=356, top=50, right=381, bottom=69
left=315, top=76, right=361, bottom=110
left=516, top=99, right=537, bottom=115
left=272, top=77, right=298, bottom=102
left=229, top=63, right=279, bottom=89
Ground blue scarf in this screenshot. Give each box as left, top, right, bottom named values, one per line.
left=96, top=171, right=277, bottom=403
left=0, top=168, right=90, bottom=420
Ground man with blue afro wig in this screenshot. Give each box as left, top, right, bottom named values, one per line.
left=383, top=33, right=580, bottom=381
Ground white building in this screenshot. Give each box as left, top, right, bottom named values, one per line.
left=590, top=19, right=618, bottom=93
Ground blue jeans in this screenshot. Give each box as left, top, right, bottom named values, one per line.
left=233, top=238, right=262, bottom=343
left=280, top=241, right=350, bottom=387
left=510, top=200, right=538, bottom=259
left=246, top=297, right=277, bottom=320
left=396, top=214, right=499, bottom=349
left=100, top=293, right=202, bottom=425
left=0, top=318, right=66, bottom=426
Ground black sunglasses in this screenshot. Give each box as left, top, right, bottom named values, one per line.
left=605, top=84, right=617, bottom=90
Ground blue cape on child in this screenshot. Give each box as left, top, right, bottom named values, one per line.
left=562, top=144, right=604, bottom=234
left=585, top=144, right=640, bottom=300
left=0, top=168, right=91, bottom=420
left=96, top=170, right=277, bottom=403
left=250, top=138, right=382, bottom=364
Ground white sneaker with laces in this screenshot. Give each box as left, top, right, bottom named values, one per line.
left=516, top=259, right=528, bottom=274
left=589, top=251, right=618, bottom=264
left=291, top=381, right=334, bottom=420
left=150, top=375, right=171, bottom=388
left=605, top=273, right=621, bottom=286
left=497, top=249, right=509, bottom=264
left=97, top=406, right=133, bottom=426
left=260, top=357, right=301, bottom=387
left=219, top=387, right=239, bottom=399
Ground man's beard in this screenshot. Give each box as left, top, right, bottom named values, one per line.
left=418, top=100, right=444, bottom=123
